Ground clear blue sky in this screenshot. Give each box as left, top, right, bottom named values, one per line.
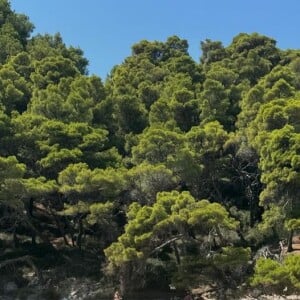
left=11, top=0, right=300, bottom=80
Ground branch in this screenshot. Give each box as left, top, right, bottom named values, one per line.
left=150, top=234, right=183, bottom=254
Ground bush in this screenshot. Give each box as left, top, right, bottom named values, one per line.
left=251, top=254, right=300, bottom=293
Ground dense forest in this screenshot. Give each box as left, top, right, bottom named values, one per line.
left=1, top=0, right=300, bottom=298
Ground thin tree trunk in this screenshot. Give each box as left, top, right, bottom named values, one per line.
left=215, top=226, right=226, bottom=246
left=13, top=229, right=19, bottom=248
left=31, top=233, right=36, bottom=245
left=287, top=229, right=294, bottom=252
left=50, top=209, right=70, bottom=246
left=28, top=197, right=34, bottom=217
left=172, top=241, right=181, bottom=265
left=76, top=217, right=83, bottom=250
left=24, top=218, right=55, bottom=250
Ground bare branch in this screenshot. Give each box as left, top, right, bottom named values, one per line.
left=150, top=234, right=183, bottom=254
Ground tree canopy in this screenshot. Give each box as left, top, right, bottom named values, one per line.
left=1, top=1, right=300, bottom=296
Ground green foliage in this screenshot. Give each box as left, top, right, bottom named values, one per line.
left=114, top=95, right=148, bottom=134
left=251, top=255, right=300, bottom=291
left=132, top=126, right=184, bottom=164
left=126, top=163, right=178, bottom=205
left=0, top=0, right=34, bottom=63
left=213, top=246, right=251, bottom=268
left=169, top=121, right=230, bottom=199
left=0, top=64, right=32, bottom=113
left=87, top=201, right=115, bottom=226
left=188, top=200, right=238, bottom=230
left=285, top=218, right=300, bottom=231
left=0, top=155, right=25, bottom=209
left=23, top=176, right=57, bottom=197
left=258, top=205, right=286, bottom=237
left=27, top=33, right=88, bottom=74
left=58, top=163, right=126, bottom=199
left=251, top=258, right=288, bottom=289
left=249, top=98, right=300, bottom=239
left=2, top=3, right=300, bottom=290
left=200, top=39, right=227, bottom=64
left=105, top=191, right=238, bottom=269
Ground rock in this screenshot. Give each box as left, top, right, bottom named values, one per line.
left=251, top=288, right=263, bottom=298
left=69, top=289, right=79, bottom=299
left=225, top=289, right=235, bottom=298
left=3, top=281, right=18, bottom=293
left=260, top=295, right=286, bottom=300
left=70, top=290, right=77, bottom=296
left=192, top=284, right=215, bottom=295
left=27, top=277, right=39, bottom=287
left=201, top=291, right=217, bottom=300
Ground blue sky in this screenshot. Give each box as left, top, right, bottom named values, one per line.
left=11, top=0, right=300, bottom=80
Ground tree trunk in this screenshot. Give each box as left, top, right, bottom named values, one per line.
left=76, top=216, right=84, bottom=250
left=28, top=197, right=34, bottom=217
left=13, top=230, right=19, bottom=248
left=215, top=226, right=226, bottom=246
left=24, top=218, right=55, bottom=250
left=236, top=228, right=248, bottom=247
left=172, top=241, right=181, bottom=265
left=50, top=209, right=70, bottom=246
left=31, top=233, right=36, bottom=245
left=287, top=229, right=294, bottom=252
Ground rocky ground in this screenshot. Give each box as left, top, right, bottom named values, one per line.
left=190, top=285, right=300, bottom=300
left=1, top=245, right=300, bottom=300
left=1, top=274, right=300, bottom=300
left=0, top=276, right=113, bottom=300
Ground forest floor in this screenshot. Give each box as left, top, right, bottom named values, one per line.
left=2, top=235, right=300, bottom=299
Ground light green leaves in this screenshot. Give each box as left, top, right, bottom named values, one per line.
left=0, top=155, right=25, bottom=209
left=105, top=191, right=238, bottom=268
left=251, top=255, right=300, bottom=290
